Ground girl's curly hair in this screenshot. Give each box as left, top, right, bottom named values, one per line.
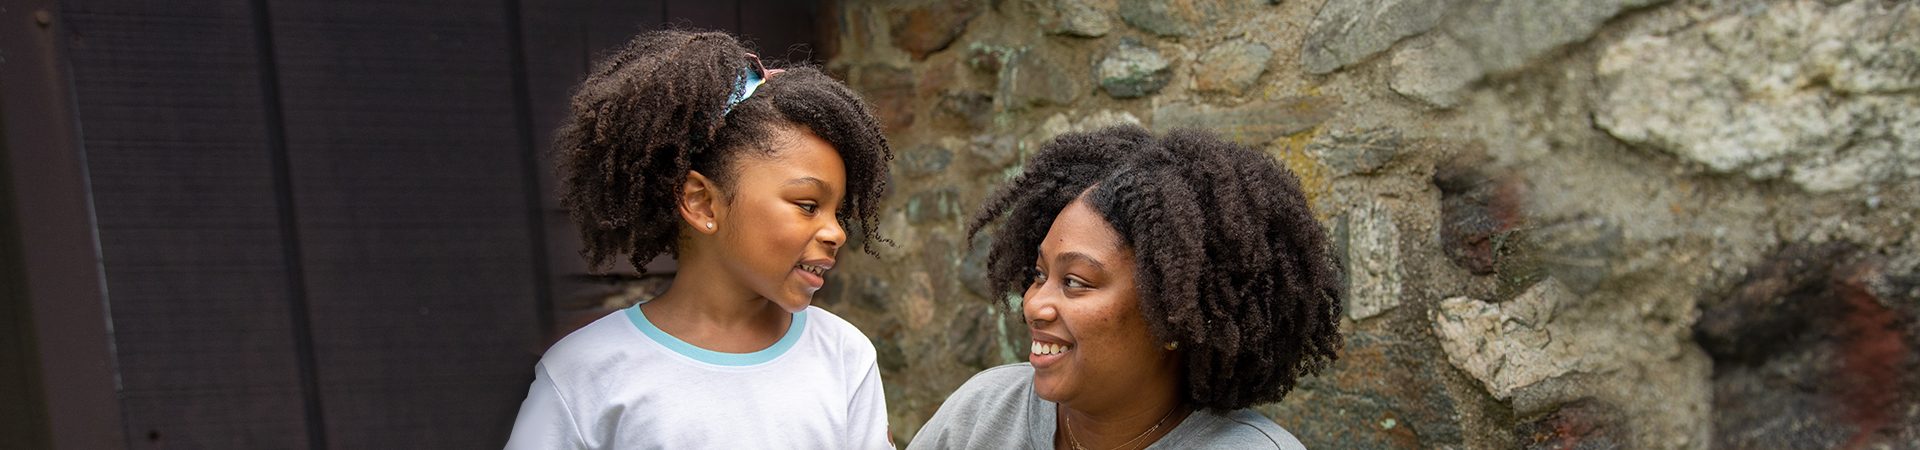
left=556, top=29, right=892, bottom=272
left=969, top=125, right=1344, bottom=411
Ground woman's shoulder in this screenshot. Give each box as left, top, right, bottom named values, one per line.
left=1172, top=408, right=1306, bottom=450
left=940, top=363, right=1037, bottom=412
left=907, top=364, right=1040, bottom=449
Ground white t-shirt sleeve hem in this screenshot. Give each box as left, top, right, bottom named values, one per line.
left=505, top=363, right=589, bottom=449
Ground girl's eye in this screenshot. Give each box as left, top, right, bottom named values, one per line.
left=1031, top=267, right=1047, bottom=284
left=1064, top=277, right=1089, bottom=289
left=797, top=203, right=818, bottom=214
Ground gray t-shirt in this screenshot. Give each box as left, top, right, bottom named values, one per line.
left=907, top=363, right=1307, bottom=450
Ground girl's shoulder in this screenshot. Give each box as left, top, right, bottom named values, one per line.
left=800, top=305, right=879, bottom=364
left=538, top=308, right=648, bottom=371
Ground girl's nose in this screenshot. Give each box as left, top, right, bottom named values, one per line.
left=819, top=219, right=846, bottom=250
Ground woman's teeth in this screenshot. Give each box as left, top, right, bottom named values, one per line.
left=796, top=264, right=826, bottom=276
left=1031, top=341, right=1070, bottom=356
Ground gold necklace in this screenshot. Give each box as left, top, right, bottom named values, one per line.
left=1063, top=405, right=1180, bottom=450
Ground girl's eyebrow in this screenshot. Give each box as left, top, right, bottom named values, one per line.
left=783, top=177, right=828, bottom=190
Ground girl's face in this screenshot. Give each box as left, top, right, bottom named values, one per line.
left=711, top=128, right=847, bottom=313
left=1023, top=199, right=1180, bottom=412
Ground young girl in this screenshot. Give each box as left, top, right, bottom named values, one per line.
left=506, top=29, right=895, bottom=449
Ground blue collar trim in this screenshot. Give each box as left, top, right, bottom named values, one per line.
left=626, top=303, right=806, bottom=366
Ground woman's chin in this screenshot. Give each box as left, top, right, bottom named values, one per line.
left=1031, top=372, right=1068, bottom=403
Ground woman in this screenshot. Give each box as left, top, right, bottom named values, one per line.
left=908, top=125, right=1343, bottom=449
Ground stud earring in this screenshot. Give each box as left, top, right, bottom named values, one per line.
left=706, top=222, right=715, bottom=230
left=1165, top=341, right=1178, bottom=351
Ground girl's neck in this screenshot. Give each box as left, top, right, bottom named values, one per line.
left=638, top=254, right=791, bottom=353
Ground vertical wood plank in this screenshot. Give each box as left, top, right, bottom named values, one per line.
left=522, top=0, right=670, bottom=341
left=0, top=1, right=123, bottom=447
left=59, top=0, right=313, bottom=447
left=266, top=0, right=543, bottom=446
left=665, top=0, right=738, bottom=32
left=738, top=0, right=825, bottom=64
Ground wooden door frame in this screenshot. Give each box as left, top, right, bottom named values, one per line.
left=0, top=1, right=129, bottom=448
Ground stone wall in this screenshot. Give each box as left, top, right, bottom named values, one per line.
left=817, top=0, right=1920, bottom=448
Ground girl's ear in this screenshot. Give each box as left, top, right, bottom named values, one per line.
left=679, top=171, right=724, bottom=235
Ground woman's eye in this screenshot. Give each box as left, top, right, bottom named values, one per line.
left=1064, top=278, right=1089, bottom=289
left=797, top=203, right=818, bottom=214
left=1031, top=267, right=1047, bottom=284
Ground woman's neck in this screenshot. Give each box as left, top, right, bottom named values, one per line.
left=1056, top=392, right=1189, bottom=450
left=639, top=255, right=790, bottom=353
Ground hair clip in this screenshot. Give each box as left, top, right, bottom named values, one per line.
left=724, top=53, right=771, bottom=115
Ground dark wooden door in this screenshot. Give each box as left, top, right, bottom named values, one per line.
left=27, top=0, right=826, bottom=447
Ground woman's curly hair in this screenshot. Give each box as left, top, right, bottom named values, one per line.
left=968, top=125, right=1344, bottom=411
left=556, top=29, right=892, bottom=272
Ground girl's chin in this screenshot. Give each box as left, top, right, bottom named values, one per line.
left=768, top=294, right=812, bottom=313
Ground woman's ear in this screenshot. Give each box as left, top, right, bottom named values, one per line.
left=679, top=171, right=724, bottom=235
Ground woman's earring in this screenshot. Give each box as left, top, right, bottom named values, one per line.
left=706, top=222, right=715, bottom=230
left=1165, top=342, right=1178, bottom=351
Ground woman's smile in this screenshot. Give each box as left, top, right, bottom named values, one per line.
left=1029, top=330, right=1074, bottom=368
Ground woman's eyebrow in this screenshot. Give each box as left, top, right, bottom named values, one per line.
left=1055, top=251, right=1107, bottom=275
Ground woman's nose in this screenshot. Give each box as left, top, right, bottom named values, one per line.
left=1022, top=288, right=1057, bottom=324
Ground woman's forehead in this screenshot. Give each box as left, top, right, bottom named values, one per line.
left=1039, top=200, right=1127, bottom=264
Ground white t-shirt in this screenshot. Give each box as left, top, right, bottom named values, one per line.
left=506, top=303, right=892, bottom=449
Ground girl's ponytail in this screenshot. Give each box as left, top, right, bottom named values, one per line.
left=556, top=30, right=751, bottom=272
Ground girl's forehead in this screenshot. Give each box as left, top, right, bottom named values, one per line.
left=731, top=134, right=846, bottom=189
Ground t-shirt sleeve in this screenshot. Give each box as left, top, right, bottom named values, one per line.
left=848, top=359, right=894, bottom=449
left=505, top=363, right=587, bottom=450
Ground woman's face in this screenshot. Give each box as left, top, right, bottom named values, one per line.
left=1023, top=198, right=1179, bottom=411
left=711, top=128, right=847, bottom=313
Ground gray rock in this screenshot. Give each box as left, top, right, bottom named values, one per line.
left=965, top=42, right=1017, bottom=74
left=1299, top=0, right=1451, bottom=74
left=1194, top=39, right=1274, bottom=95
left=1344, top=200, right=1403, bottom=320
left=1004, top=48, right=1085, bottom=107
left=966, top=134, right=1021, bottom=171
left=897, top=144, right=954, bottom=179
left=1044, top=0, right=1113, bottom=37
left=1440, top=0, right=1669, bottom=75
left=906, top=188, right=961, bottom=225
left=937, top=90, right=995, bottom=130
left=1097, top=39, right=1173, bottom=98
left=1594, top=1, right=1920, bottom=192
left=1151, top=96, right=1336, bottom=144
left=960, top=235, right=994, bottom=299
left=1117, top=0, right=1211, bottom=37
left=1432, top=278, right=1586, bottom=401
left=1311, top=127, right=1403, bottom=176
left=1389, top=34, right=1477, bottom=109
left=1262, top=329, right=1469, bottom=449
left=1034, top=110, right=1145, bottom=145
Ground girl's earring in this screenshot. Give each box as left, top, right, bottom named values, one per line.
left=1164, top=342, right=1178, bottom=351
